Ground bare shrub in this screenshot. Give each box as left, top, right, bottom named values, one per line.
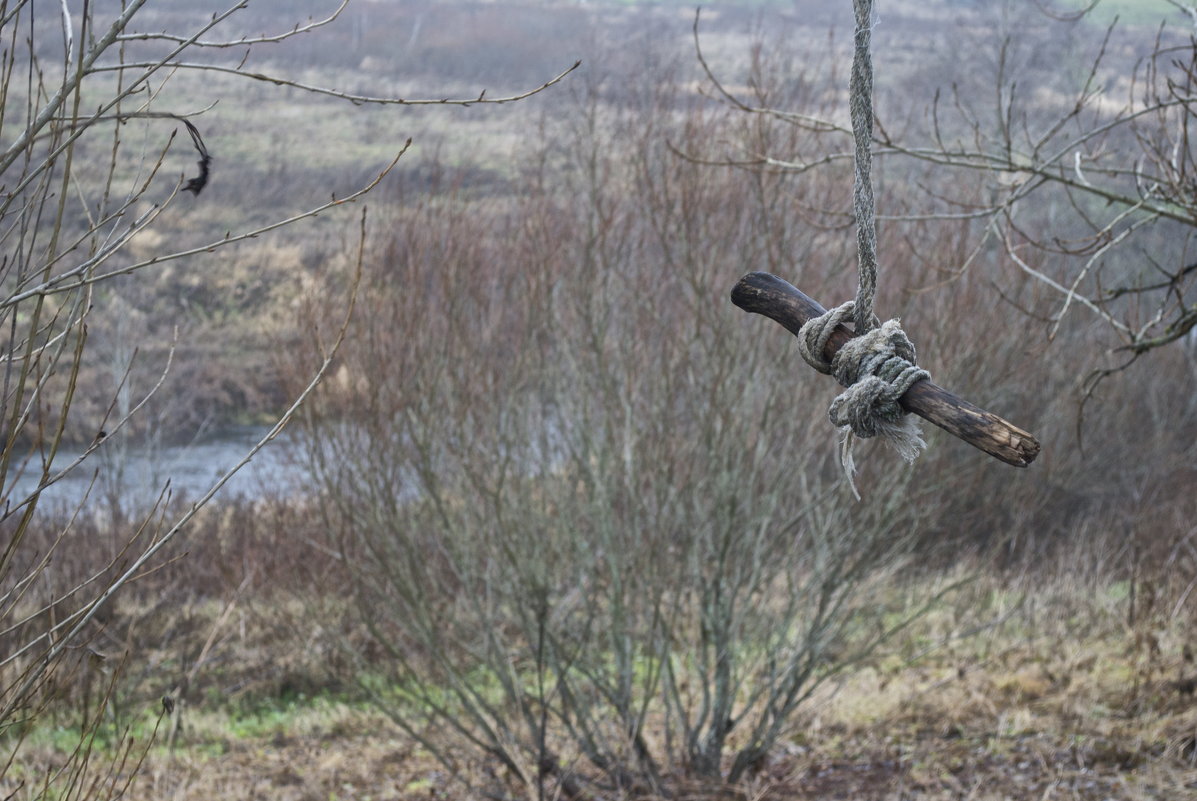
left=286, top=57, right=947, bottom=798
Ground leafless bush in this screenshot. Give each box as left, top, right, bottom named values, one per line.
left=286, top=59, right=950, bottom=798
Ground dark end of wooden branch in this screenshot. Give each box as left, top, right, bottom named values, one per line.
left=731, top=271, right=1041, bottom=468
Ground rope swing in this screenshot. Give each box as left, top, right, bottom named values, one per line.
left=731, top=0, right=1040, bottom=491
left=797, top=0, right=929, bottom=488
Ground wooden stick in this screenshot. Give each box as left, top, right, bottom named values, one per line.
left=731, top=272, right=1040, bottom=467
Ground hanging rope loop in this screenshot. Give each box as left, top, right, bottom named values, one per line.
left=797, top=302, right=856, bottom=375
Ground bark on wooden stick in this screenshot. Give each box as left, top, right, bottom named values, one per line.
left=731, top=271, right=1040, bottom=468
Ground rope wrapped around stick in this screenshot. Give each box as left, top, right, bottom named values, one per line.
left=730, top=272, right=1040, bottom=470
left=731, top=0, right=1039, bottom=488
left=796, top=301, right=931, bottom=488
left=794, top=0, right=934, bottom=494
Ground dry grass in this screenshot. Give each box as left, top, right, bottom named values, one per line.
left=8, top=560, right=1197, bottom=801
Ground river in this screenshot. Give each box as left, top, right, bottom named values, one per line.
left=5, top=426, right=298, bottom=516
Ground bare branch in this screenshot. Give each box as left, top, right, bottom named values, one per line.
left=88, top=59, right=584, bottom=107
left=2, top=141, right=410, bottom=308
left=114, top=0, right=350, bottom=48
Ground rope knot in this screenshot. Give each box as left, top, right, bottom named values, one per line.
left=796, top=302, right=932, bottom=494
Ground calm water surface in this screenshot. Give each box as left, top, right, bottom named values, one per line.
left=5, top=426, right=298, bottom=515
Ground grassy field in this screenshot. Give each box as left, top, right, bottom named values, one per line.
left=1079, top=0, right=1182, bottom=25
left=8, top=565, right=1197, bottom=800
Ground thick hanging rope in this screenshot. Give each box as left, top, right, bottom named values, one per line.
left=849, top=0, right=879, bottom=334
left=795, top=0, right=931, bottom=493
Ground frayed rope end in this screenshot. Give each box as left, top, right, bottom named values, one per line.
left=838, top=415, right=927, bottom=500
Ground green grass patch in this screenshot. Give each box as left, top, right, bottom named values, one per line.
left=1080, top=0, right=1184, bottom=26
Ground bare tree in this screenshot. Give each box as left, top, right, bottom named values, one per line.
left=691, top=4, right=1197, bottom=381
left=0, top=3, right=572, bottom=798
